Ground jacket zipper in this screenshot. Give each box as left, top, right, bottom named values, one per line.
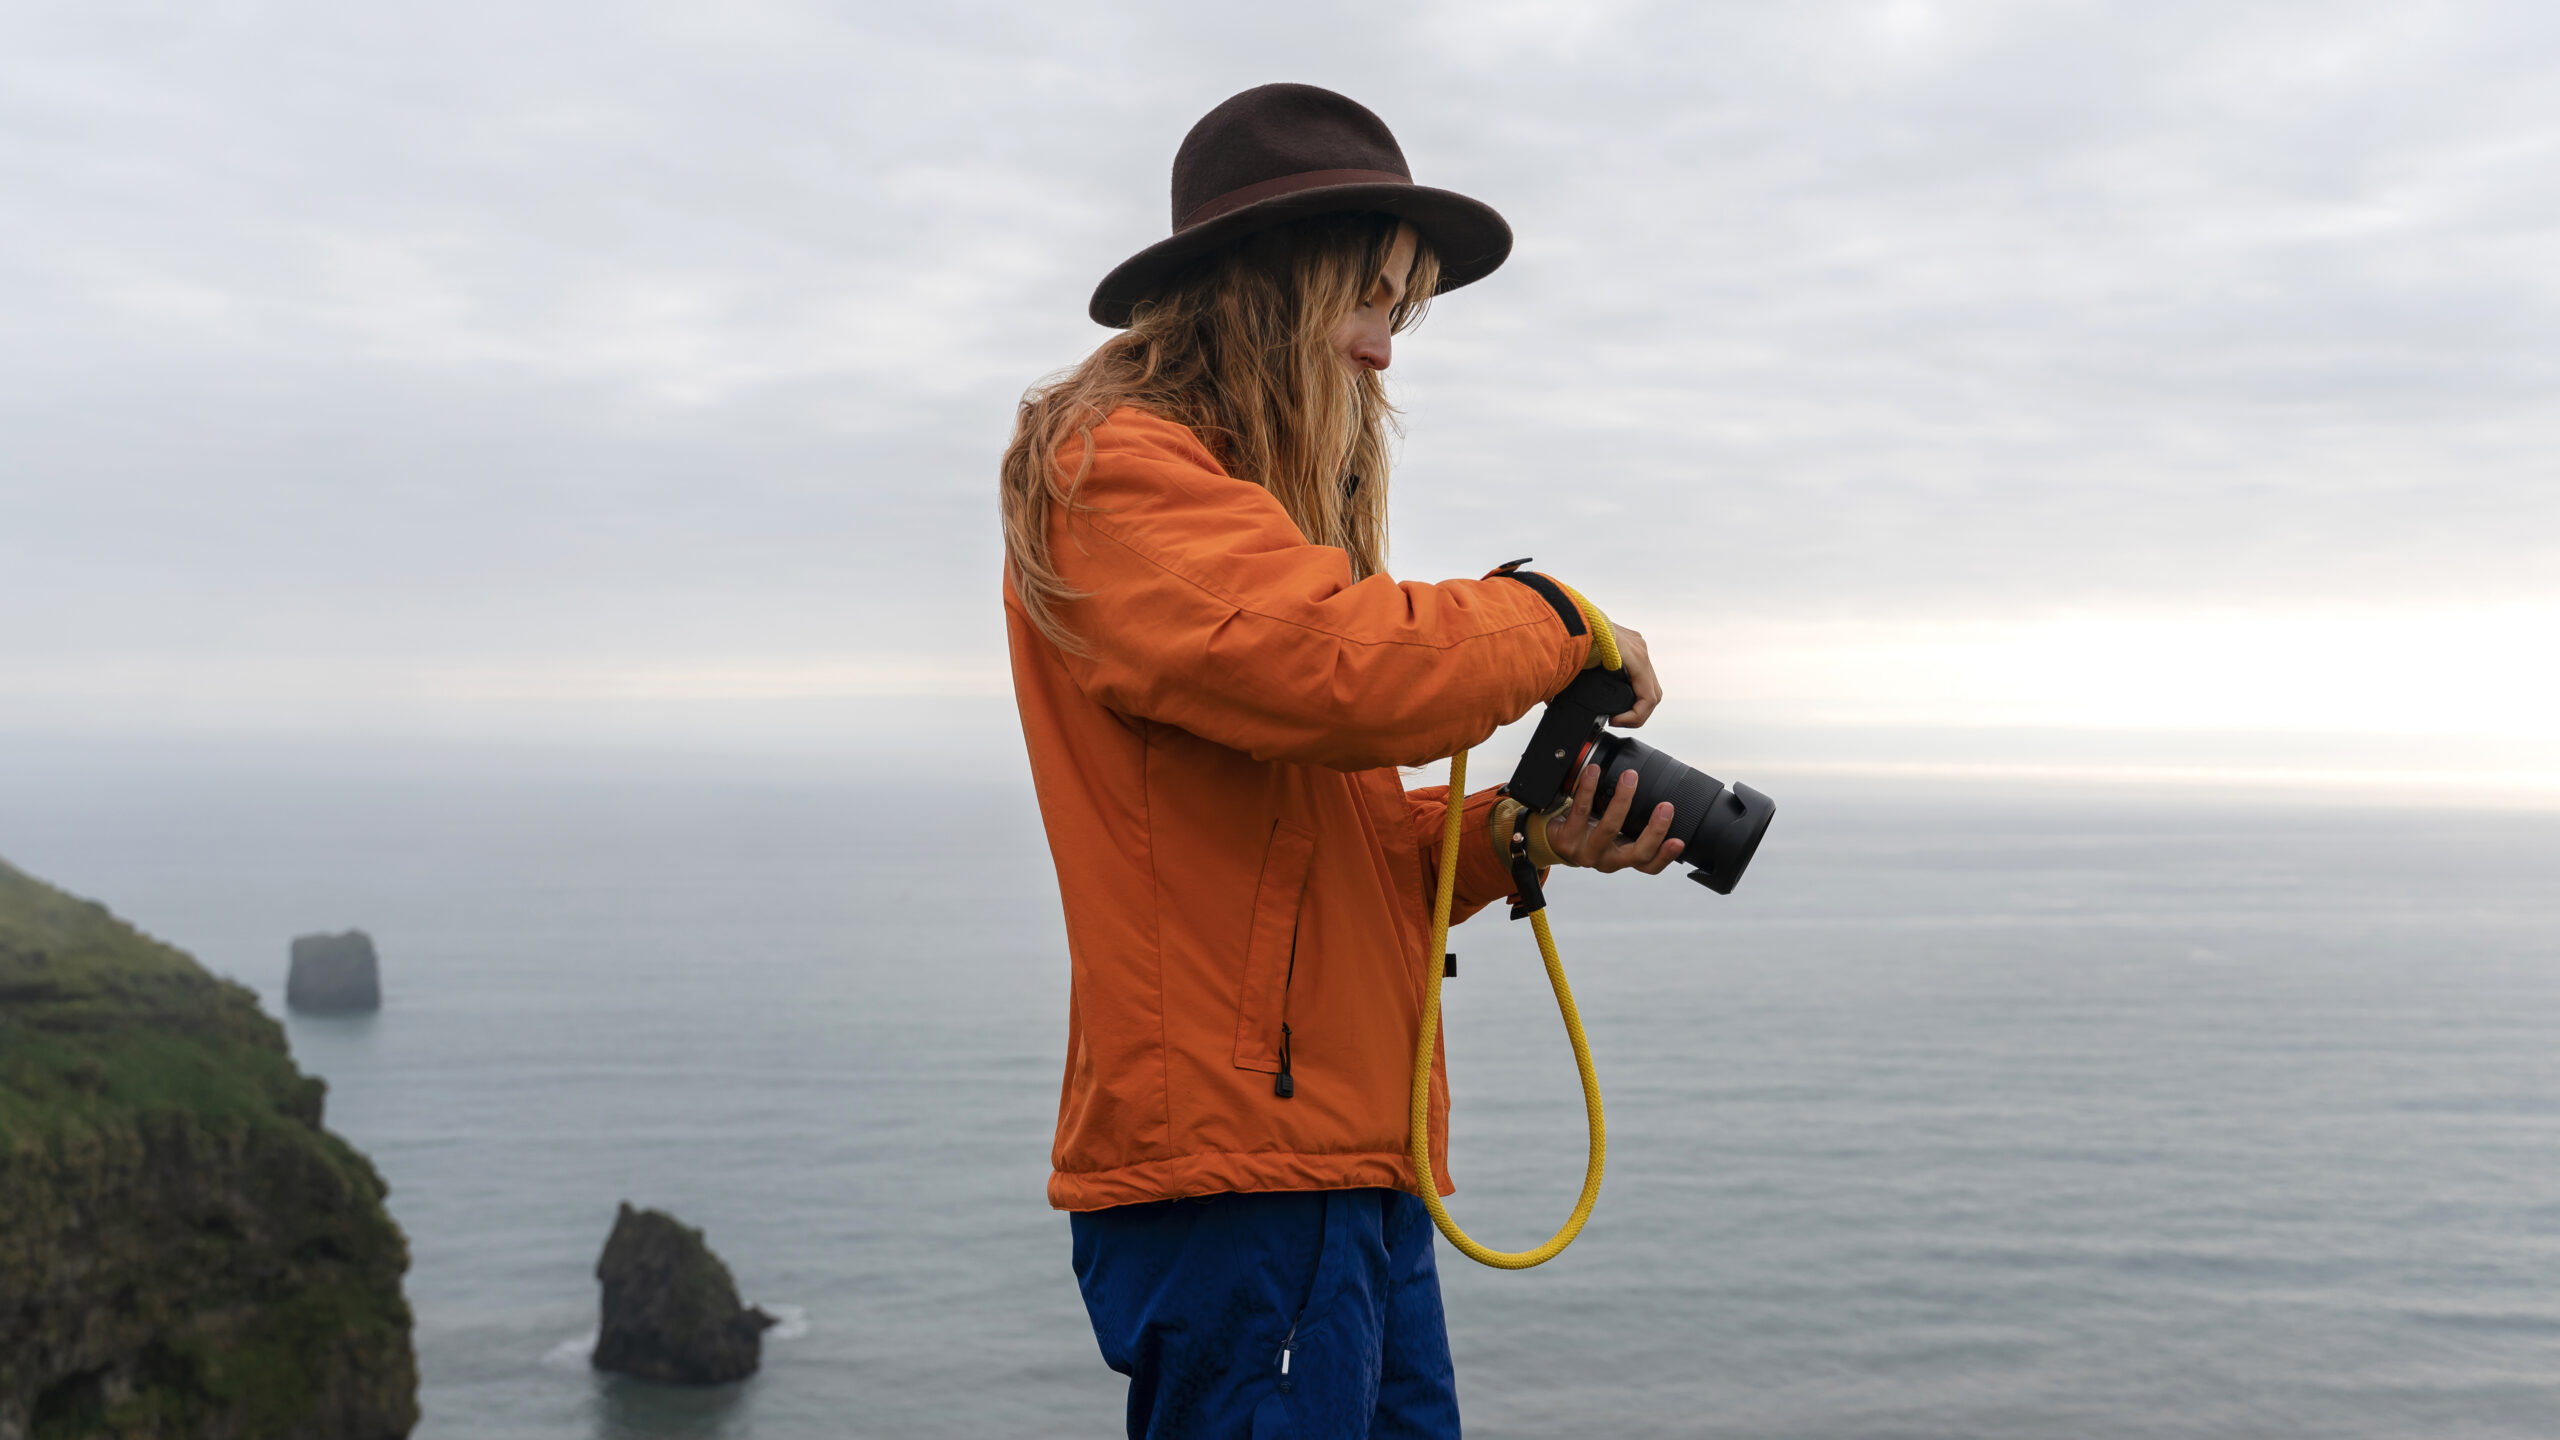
left=1273, top=923, right=1299, bottom=1099
left=1276, top=1316, right=1299, bottom=1392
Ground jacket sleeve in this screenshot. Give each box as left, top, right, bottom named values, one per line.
left=1405, top=783, right=1537, bottom=925
left=1045, top=410, right=1590, bottom=771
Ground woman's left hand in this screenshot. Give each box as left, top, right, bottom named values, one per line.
left=1543, top=763, right=1686, bottom=874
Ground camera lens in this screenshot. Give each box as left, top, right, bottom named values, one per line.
left=1584, top=734, right=1776, bottom=895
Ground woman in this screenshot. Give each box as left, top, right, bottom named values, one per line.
left=1000, top=84, right=1683, bottom=1439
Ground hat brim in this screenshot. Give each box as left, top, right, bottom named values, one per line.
left=1088, top=182, right=1513, bottom=329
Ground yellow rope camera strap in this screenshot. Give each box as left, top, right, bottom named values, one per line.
left=1407, top=587, right=1618, bottom=1269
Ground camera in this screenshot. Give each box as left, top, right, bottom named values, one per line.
left=1503, top=667, right=1776, bottom=894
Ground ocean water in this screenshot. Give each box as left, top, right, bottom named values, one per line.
left=6, top=751, right=2559, bottom=1438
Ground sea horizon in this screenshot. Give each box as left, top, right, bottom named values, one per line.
left=7, top=738, right=2557, bottom=1437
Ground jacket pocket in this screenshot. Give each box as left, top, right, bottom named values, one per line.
left=1232, top=820, right=1316, bottom=1075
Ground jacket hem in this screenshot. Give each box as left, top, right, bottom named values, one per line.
left=1050, top=1148, right=1456, bottom=1212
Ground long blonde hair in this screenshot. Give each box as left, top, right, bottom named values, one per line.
left=1000, top=212, right=1441, bottom=651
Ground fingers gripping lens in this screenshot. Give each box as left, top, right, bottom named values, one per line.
left=1505, top=668, right=1776, bottom=896
left=1583, top=734, right=1775, bottom=895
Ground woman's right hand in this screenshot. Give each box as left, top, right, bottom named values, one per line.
left=1608, top=623, right=1664, bottom=728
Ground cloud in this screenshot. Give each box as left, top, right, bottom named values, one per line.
left=1653, top=601, right=2560, bottom=736
left=2, top=0, right=2554, bottom=767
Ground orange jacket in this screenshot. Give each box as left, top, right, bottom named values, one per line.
left=1006, top=408, right=1591, bottom=1211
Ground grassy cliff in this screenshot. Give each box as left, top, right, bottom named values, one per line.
left=0, top=859, right=417, bottom=1439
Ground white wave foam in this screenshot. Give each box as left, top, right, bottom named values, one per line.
left=758, top=1302, right=810, bottom=1341
left=541, top=1305, right=802, bottom=1367
left=540, top=1330, right=598, bottom=1369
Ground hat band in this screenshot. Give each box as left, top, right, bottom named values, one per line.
left=1177, top=167, right=1413, bottom=231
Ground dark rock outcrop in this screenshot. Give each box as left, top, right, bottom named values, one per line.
left=286, top=930, right=381, bottom=1014
left=0, top=859, right=418, bottom=1439
left=591, top=1203, right=775, bottom=1384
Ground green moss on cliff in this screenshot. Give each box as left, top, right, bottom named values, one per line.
left=0, top=859, right=418, bottom=1440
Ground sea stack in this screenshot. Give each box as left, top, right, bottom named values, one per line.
left=288, top=929, right=382, bottom=1013
left=0, top=859, right=418, bottom=1437
left=592, top=1203, right=776, bottom=1385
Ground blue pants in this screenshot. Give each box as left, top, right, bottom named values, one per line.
left=1071, top=1188, right=1461, bottom=1439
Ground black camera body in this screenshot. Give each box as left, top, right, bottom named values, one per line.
left=1504, top=668, right=1776, bottom=894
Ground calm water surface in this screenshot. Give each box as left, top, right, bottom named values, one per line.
left=7, top=754, right=2558, bottom=1438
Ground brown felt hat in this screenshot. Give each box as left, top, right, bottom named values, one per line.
left=1089, top=83, right=1513, bottom=329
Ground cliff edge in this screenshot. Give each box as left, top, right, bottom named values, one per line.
left=0, top=859, right=417, bottom=1440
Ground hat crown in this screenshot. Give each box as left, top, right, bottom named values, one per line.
left=1169, top=84, right=1411, bottom=231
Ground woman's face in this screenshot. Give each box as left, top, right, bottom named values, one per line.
left=1328, top=224, right=1419, bottom=374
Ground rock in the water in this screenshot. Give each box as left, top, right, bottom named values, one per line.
left=0, top=858, right=418, bottom=1439
left=592, top=1203, right=776, bottom=1384
left=288, top=929, right=381, bottom=1013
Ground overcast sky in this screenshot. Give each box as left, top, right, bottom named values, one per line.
left=4, top=1, right=2555, bottom=788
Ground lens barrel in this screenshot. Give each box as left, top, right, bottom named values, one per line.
left=1500, top=665, right=1776, bottom=896
left=1583, top=733, right=1776, bottom=894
